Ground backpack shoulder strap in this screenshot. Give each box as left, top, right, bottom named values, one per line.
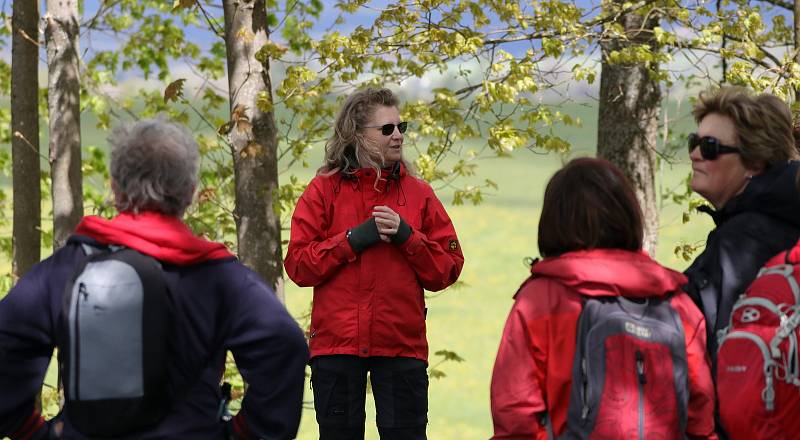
left=80, top=242, right=127, bottom=256
left=539, top=411, right=555, bottom=440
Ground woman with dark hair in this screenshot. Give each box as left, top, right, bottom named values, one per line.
left=284, top=88, right=464, bottom=440
left=490, top=158, right=716, bottom=439
left=684, top=86, right=800, bottom=364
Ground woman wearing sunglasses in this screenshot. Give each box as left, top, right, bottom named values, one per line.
left=684, top=86, right=800, bottom=367
left=285, top=87, right=464, bottom=440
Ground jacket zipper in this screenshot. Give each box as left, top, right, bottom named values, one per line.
left=636, top=350, right=646, bottom=440
left=74, top=282, right=86, bottom=400
left=580, top=357, right=589, bottom=419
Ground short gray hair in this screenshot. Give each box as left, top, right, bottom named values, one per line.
left=109, top=118, right=199, bottom=217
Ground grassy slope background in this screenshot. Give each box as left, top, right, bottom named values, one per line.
left=0, top=101, right=713, bottom=439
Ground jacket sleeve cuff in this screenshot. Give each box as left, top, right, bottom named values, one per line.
left=336, top=231, right=358, bottom=262
left=391, top=218, right=412, bottom=245
left=397, top=229, right=424, bottom=256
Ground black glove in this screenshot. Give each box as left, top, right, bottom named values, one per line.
left=347, top=217, right=381, bottom=252
left=391, top=218, right=412, bottom=245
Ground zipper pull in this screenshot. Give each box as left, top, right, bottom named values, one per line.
left=636, top=350, right=647, bottom=385
left=764, top=364, right=775, bottom=411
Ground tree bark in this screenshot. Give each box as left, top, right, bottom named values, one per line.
left=11, top=0, right=41, bottom=278
left=223, top=0, right=284, bottom=301
left=597, top=6, right=661, bottom=256
left=45, top=0, right=83, bottom=250
left=794, top=0, right=800, bottom=101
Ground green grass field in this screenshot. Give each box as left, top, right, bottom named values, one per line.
left=0, top=102, right=714, bottom=439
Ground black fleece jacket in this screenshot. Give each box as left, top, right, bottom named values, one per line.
left=684, top=160, right=800, bottom=362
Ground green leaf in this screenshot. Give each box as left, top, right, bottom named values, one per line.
left=434, top=350, right=465, bottom=363
left=172, top=0, right=197, bottom=11
left=163, top=78, right=186, bottom=103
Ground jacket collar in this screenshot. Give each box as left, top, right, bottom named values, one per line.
left=700, top=161, right=800, bottom=227
left=341, top=161, right=408, bottom=193
left=531, top=248, right=687, bottom=298
left=348, top=161, right=407, bottom=179
left=73, top=211, right=234, bottom=265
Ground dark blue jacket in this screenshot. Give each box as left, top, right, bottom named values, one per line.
left=0, top=236, right=309, bottom=439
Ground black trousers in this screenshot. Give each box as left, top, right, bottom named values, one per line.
left=310, top=355, right=429, bottom=440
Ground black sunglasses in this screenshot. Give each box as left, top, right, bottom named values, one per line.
left=687, top=133, right=740, bottom=160
left=363, top=122, right=408, bottom=136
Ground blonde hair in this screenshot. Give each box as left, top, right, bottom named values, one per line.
left=692, top=86, right=799, bottom=168
left=320, top=87, right=407, bottom=178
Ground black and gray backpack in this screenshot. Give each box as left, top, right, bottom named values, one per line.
left=58, top=244, right=173, bottom=436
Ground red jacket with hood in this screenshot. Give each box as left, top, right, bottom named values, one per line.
left=284, top=163, right=464, bottom=361
left=490, top=249, right=716, bottom=440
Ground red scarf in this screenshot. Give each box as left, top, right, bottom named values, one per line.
left=74, top=211, right=234, bottom=265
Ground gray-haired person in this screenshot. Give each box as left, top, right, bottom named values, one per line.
left=0, top=118, right=309, bottom=439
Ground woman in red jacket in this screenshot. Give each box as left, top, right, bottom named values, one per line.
left=284, top=88, right=464, bottom=440
left=490, top=158, right=716, bottom=439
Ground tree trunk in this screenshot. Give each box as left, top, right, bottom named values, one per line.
left=597, top=6, right=661, bottom=256
left=223, top=0, right=284, bottom=301
left=45, top=0, right=83, bottom=250
left=794, top=0, right=800, bottom=101
left=11, top=0, right=41, bottom=278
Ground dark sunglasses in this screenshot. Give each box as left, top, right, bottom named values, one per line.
left=687, top=133, right=740, bottom=160
left=363, top=122, right=408, bottom=136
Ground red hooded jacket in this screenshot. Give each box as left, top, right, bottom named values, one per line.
left=284, top=164, right=464, bottom=361
left=490, top=249, right=716, bottom=440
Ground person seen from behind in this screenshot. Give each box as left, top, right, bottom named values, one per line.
left=0, top=118, right=309, bottom=439
left=490, top=157, right=716, bottom=439
left=683, top=86, right=800, bottom=366
left=284, top=87, right=464, bottom=440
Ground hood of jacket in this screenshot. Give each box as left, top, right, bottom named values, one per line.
left=703, top=160, right=800, bottom=227
left=73, top=211, right=234, bottom=265
left=531, top=248, right=688, bottom=298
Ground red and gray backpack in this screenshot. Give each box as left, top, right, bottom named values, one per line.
left=547, top=296, right=689, bottom=439
left=716, top=254, right=800, bottom=439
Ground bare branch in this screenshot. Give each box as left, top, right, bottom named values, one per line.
left=81, top=0, right=123, bottom=29
left=674, top=41, right=778, bottom=72
left=13, top=132, right=49, bottom=161
left=17, top=28, right=39, bottom=46
left=196, top=1, right=224, bottom=38
left=482, top=0, right=656, bottom=46
left=759, top=0, right=792, bottom=9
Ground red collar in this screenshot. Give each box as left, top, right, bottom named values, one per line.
left=74, top=211, right=234, bottom=265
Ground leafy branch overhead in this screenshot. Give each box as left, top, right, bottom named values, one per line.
left=0, top=0, right=796, bottom=270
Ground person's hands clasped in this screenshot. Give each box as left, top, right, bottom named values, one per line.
left=373, top=206, right=411, bottom=244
